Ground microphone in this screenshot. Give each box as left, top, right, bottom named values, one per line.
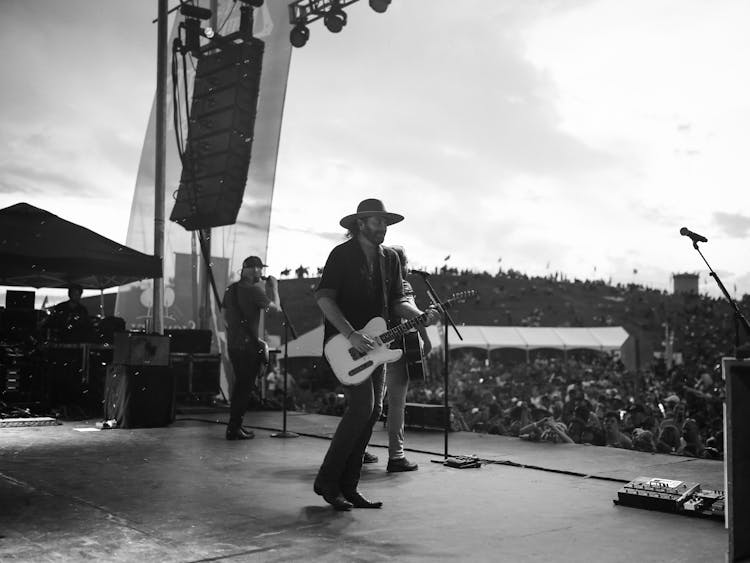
left=411, top=270, right=431, bottom=278
left=680, top=227, right=708, bottom=244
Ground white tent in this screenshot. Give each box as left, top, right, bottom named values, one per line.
left=279, top=324, right=630, bottom=359
left=424, top=325, right=630, bottom=353
left=277, top=324, right=324, bottom=358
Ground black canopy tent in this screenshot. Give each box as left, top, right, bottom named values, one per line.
left=0, top=203, right=161, bottom=290
left=0, top=203, right=167, bottom=424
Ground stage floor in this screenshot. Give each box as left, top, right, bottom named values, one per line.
left=0, top=409, right=727, bottom=562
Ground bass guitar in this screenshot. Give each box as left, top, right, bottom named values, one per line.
left=324, top=290, right=476, bottom=386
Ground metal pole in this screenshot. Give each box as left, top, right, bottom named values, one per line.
left=198, top=2, right=219, bottom=332
left=443, top=313, right=449, bottom=458
left=199, top=229, right=211, bottom=330
left=153, top=0, right=168, bottom=335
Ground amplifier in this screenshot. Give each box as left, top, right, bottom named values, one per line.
left=5, top=290, right=35, bottom=309
left=113, top=332, right=170, bottom=366
left=104, top=364, right=175, bottom=428
left=171, top=353, right=221, bottom=401
left=404, top=403, right=450, bottom=430
left=165, top=329, right=212, bottom=354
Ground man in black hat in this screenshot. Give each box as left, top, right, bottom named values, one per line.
left=313, top=199, right=439, bottom=510
left=223, top=256, right=281, bottom=440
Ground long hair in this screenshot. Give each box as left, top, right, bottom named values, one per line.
left=390, top=245, right=407, bottom=270
left=346, top=221, right=361, bottom=239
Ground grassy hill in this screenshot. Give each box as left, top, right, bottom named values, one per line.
left=268, top=270, right=747, bottom=373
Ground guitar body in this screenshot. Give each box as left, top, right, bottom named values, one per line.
left=402, top=331, right=425, bottom=380
left=323, top=291, right=476, bottom=386
left=324, top=317, right=403, bottom=386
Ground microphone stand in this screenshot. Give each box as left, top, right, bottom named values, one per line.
left=687, top=239, right=750, bottom=357
left=271, top=304, right=299, bottom=438
left=415, top=271, right=464, bottom=460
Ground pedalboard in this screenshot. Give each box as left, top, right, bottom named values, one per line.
left=614, top=476, right=724, bottom=521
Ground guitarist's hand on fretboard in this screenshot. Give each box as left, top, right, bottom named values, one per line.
left=423, top=306, right=440, bottom=326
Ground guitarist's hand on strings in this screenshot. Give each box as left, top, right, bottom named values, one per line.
left=348, top=330, right=375, bottom=354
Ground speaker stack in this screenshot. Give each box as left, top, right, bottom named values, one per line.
left=170, top=38, right=265, bottom=231
left=104, top=333, right=175, bottom=428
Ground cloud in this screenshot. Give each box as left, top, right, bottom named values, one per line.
left=282, top=0, right=621, bottom=206
left=713, top=212, right=750, bottom=238
left=0, top=162, right=99, bottom=197
left=274, top=224, right=343, bottom=242
left=90, top=128, right=144, bottom=178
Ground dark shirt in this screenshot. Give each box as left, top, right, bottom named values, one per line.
left=316, top=237, right=406, bottom=341
left=46, top=300, right=92, bottom=341
left=223, top=280, right=271, bottom=350
left=396, top=279, right=417, bottom=317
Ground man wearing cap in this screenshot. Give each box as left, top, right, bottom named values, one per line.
left=313, top=198, right=439, bottom=510
left=223, top=256, right=281, bottom=440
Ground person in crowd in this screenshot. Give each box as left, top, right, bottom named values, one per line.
left=631, top=428, right=656, bottom=452
left=603, top=411, right=632, bottom=449
left=681, top=418, right=705, bottom=457
left=567, top=402, right=604, bottom=445
left=313, top=199, right=438, bottom=511
left=223, top=256, right=281, bottom=440
left=655, top=401, right=686, bottom=453
left=519, top=416, right=573, bottom=443
left=265, top=359, right=296, bottom=409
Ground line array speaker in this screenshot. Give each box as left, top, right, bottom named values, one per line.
left=170, top=39, right=264, bottom=231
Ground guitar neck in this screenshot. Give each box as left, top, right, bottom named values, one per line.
left=375, top=291, right=473, bottom=345
left=379, top=313, right=429, bottom=345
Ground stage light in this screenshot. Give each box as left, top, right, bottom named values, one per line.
left=183, top=17, right=202, bottom=54
left=290, top=23, right=310, bottom=48
left=369, top=0, right=391, bottom=13
left=180, top=4, right=212, bottom=20
left=324, top=6, right=347, bottom=33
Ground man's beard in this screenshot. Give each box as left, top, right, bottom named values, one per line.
left=361, top=224, right=386, bottom=245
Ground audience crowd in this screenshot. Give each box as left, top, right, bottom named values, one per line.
left=286, top=270, right=748, bottom=461
left=408, top=352, right=724, bottom=458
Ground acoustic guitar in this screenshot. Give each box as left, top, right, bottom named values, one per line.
left=402, top=331, right=425, bottom=380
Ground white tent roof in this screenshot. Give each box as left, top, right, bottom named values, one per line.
left=278, top=324, right=630, bottom=358
left=424, top=325, right=629, bottom=351
left=278, top=324, right=324, bottom=358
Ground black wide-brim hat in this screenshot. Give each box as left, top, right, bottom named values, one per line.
left=339, top=198, right=404, bottom=229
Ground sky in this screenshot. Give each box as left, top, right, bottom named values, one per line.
left=1, top=0, right=750, bottom=302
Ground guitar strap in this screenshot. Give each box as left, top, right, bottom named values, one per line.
left=379, top=247, right=390, bottom=324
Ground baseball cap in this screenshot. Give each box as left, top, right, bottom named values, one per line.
left=242, top=256, right=267, bottom=268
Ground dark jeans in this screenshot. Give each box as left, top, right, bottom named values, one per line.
left=315, top=367, right=386, bottom=494
left=227, top=344, right=264, bottom=429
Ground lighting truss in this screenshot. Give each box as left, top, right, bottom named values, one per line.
left=288, top=0, right=362, bottom=26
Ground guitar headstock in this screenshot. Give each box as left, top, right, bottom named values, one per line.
left=445, top=289, right=477, bottom=306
